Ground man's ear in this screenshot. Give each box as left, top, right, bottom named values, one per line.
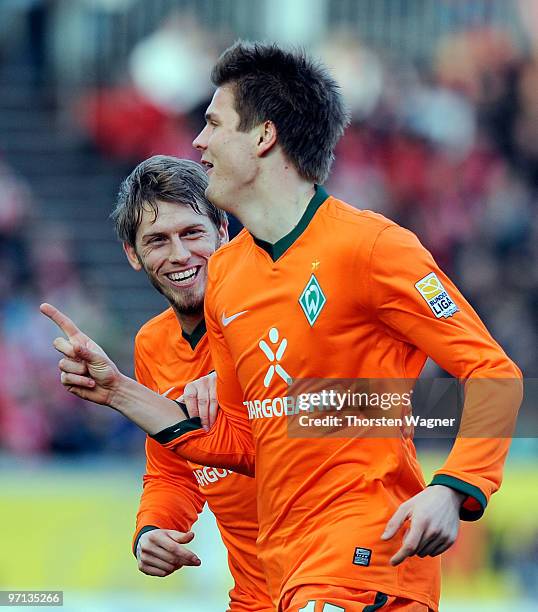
left=217, top=218, right=229, bottom=247
left=256, top=120, right=277, bottom=157
left=123, top=242, right=142, bottom=271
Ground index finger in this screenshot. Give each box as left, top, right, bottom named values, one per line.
left=390, top=519, right=424, bottom=566
left=40, top=303, right=83, bottom=340
left=381, top=503, right=409, bottom=541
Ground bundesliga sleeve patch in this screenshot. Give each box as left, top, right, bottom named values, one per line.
left=415, top=272, right=459, bottom=319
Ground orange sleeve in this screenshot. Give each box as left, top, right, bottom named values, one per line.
left=133, top=341, right=206, bottom=555
left=156, top=278, right=256, bottom=476
left=369, top=225, right=522, bottom=520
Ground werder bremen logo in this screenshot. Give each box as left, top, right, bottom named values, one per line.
left=299, top=274, right=326, bottom=326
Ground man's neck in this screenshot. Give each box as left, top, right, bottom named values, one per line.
left=172, top=308, right=204, bottom=336
left=234, top=175, right=316, bottom=244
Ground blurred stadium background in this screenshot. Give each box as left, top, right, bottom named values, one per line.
left=0, top=0, right=537, bottom=610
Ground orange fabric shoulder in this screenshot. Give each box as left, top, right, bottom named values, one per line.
left=208, top=227, right=252, bottom=276
left=135, top=307, right=178, bottom=353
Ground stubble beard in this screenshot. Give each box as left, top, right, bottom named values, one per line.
left=145, top=267, right=205, bottom=317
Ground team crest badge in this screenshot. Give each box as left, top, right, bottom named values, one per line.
left=299, top=274, right=326, bottom=326
left=415, top=272, right=459, bottom=319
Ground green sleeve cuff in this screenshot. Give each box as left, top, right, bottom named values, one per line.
left=133, top=525, right=159, bottom=557
left=429, top=474, right=487, bottom=521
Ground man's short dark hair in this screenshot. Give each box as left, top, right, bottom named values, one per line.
left=112, top=155, right=226, bottom=247
left=211, top=40, right=350, bottom=184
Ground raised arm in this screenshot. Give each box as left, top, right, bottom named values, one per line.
left=41, top=302, right=254, bottom=474
left=40, top=302, right=190, bottom=433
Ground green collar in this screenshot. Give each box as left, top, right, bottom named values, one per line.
left=252, top=185, right=329, bottom=261
left=181, top=319, right=206, bottom=350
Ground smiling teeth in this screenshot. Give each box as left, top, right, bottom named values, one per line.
left=168, top=268, right=196, bottom=281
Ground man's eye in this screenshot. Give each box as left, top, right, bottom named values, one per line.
left=148, top=236, right=165, bottom=244
left=185, top=230, right=203, bottom=237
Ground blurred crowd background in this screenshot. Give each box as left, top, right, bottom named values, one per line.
left=0, top=0, right=537, bottom=610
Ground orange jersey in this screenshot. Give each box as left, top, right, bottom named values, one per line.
left=160, top=187, right=521, bottom=610
left=133, top=308, right=272, bottom=612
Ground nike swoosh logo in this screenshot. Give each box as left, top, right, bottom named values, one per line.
left=160, top=387, right=176, bottom=397
left=221, top=310, right=249, bottom=327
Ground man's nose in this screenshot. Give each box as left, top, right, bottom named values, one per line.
left=168, top=237, right=190, bottom=263
left=193, top=125, right=208, bottom=152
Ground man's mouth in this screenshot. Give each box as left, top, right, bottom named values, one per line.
left=165, top=267, right=199, bottom=286
left=201, top=160, right=214, bottom=174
